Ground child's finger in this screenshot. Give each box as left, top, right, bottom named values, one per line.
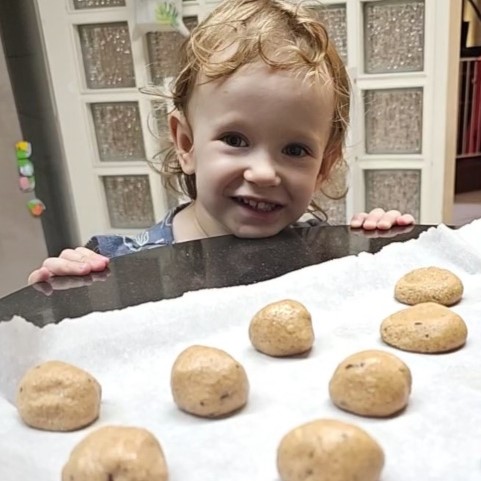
left=75, top=247, right=109, bottom=263
left=58, top=248, right=109, bottom=271
left=75, top=247, right=110, bottom=270
left=396, top=213, right=415, bottom=226
left=41, top=257, right=92, bottom=277
left=358, top=208, right=387, bottom=230
left=377, top=210, right=416, bottom=230
left=350, top=212, right=369, bottom=228
left=27, top=267, right=52, bottom=285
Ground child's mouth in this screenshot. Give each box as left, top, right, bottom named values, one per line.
left=233, top=197, right=282, bottom=213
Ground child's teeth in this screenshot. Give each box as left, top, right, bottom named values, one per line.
left=251, top=200, right=273, bottom=211
left=237, top=197, right=276, bottom=212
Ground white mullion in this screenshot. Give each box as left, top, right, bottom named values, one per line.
left=127, top=0, right=171, bottom=222
left=93, top=174, right=117, bottom=233
left=81, top=91, right=141, bottom=103
left=184, top=3, right=204, bottom=18
left=127, top=0, right=150, bottom=89
left=418, top=0, right=435, bottom=224
left=148, top=168, right=170, bottom=222
left=356, top=158, right=426, bottom=171
left=353, top=0, right=365, bottom=77
left=348, top=79, right=365, bottom=217
left=357, top=154, right=424, bottom=163
left=65, top=10, right=128, bottom=24
left=94, top=164, right=151, bottom=176
left=344, top=0, right=362, bottom=219
left=356, top=76, right=426, bottom=90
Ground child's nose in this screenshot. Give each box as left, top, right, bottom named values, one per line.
left=243, top=157, right=281, bottom=187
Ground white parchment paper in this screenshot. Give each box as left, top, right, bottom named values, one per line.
left=1, top=221, right=481, bottom=481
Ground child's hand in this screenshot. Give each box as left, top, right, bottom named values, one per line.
left=350, top=208, right=415, bottom=231
left=28, top=247, right=110, bottom=285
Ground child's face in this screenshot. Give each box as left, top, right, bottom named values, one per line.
left=176, top=61, right=335, bottom=238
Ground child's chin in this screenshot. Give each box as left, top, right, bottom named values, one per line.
left=233, top=226, right=283, bottom=239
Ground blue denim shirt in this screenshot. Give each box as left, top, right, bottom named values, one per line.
left=85, top=203, right=326, bottom=258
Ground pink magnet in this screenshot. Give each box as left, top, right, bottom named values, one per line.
left=19, top=176, right=35, bottom=192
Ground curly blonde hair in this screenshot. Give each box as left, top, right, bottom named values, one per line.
left=153, top=0, right=350, bottom=210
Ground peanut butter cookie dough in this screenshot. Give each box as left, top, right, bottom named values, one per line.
left=277, top=419, right=384, bottom=481
left=249, top=299, right=314, bottom=357
left=62, top=426, right=168, bottom=481
left=381, top=302, right=468, bottom=353
left=171, top=345, right=249, bottom=418
left=329, top=350, right=412, bottom=417
left=16, top=360, right=101, bottom=431
left=394, top=267, right=463, bottom=306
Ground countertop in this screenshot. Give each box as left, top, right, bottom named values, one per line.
left=0, top=225, right=430, bottom=326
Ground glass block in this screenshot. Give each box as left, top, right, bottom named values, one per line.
left=102, top=175, right=155, bottom=228
left=91, top=102, right=146, bottom=161
left=73, top=0, right=125, bottom=9
left=313, top=161, right=348, bottom=223
left=78, top=22, right=135, bottom=89
left=364, top=0, right=424, bottom=74
left=149, top=100, right=173, bottom=174
left=365, top=170, right=421, bottom=221
left=151, top=101, right=170, bottom=140
left=147, top=17, right=198, bottom=84
left=314, top=193, right=346, bottom=224
left=315, top=4, right=348, bottom=65
left=364, top=88, right=423, bottom=154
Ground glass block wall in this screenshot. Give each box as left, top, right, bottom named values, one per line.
left=75, top=11, right=201, bottom=229
left=78, top=16, right=155, bottom=228
left=362, top=0, right=425, bottom=222
left=72, top=0, right=428, bottom=228
left=314, top=3, right=348, bottom=224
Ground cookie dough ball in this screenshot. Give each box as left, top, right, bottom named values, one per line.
left=329, top=350, right=411, bottom=417
left=16, top=360, right=101, bottom=431
left=277, top=419, right=384, bottom=481
left=394, top=267, right=463, bottom=306
left=171, top=345, right=249, bottom=418
left=249, top=300, right=314, bottom=357
left=62, top=426, right=168, bottom=481
left=381, top=302, right=468, bottom=353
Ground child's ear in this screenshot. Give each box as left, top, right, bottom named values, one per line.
left=169, top=109, right=195, bottom=175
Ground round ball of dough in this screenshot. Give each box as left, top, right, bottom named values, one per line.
left=171, top=345, right=249, bottom=418
left=381, top=302, right=468, bottom=353
left=394, top=267, right=463, bottom=306
left=277, top=418, right=384, bottom=481
left=16, top=360, right=101, bottom=431
left=61, top=426, right=168, bottom=481
left=249, top=300, right=314, bottom=357
left=328, top=350, right=412, bottom=417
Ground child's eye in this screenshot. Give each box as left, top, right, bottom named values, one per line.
left=221, top=134, right=248, bottom=148
left=283, top=144, right=309, bottom=157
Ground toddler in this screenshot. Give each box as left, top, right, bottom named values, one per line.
left=28, top=0, right=414, bottom=285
